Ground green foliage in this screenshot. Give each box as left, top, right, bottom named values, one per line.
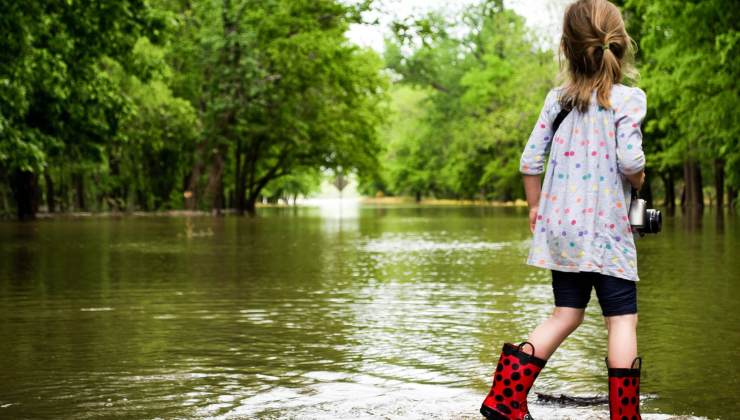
left=0, top=1, right=153, bottom=172
left=610, top=0, right=738, bottom=212
left=163, top=0, right=388, bottom=213
left=262, top=169, right=323, bottom=203
left=636, top=0, right=739, bottom=180
left=1, top=0, right=386, bottom=217
left=3, top=0, right=737, bottom=217
left=368, top=1, right=556, bottom=200
left=373, top=0, right=739, bottom=209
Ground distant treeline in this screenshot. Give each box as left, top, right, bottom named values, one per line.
left=359, top=0, right=739, bottom=220
left=1, top=0, right=738, bottom=220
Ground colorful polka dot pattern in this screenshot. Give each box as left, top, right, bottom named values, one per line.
left=519, top=85, right=647, bottom=281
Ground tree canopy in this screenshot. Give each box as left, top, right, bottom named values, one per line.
left=0, top=0, right=386, bottom=218
left=364, top=0, right=739, bottom=219
left=1, top=0, right=737, bottom=219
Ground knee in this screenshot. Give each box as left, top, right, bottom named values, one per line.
left=605, top=313, right=638, bottom=330
left=552, top=307, right=585, bottom=330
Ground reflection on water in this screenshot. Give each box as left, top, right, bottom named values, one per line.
left=0, top=207, right=736, bottom=419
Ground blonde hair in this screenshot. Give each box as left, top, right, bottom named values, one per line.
left=559, top=0, right=638, bottom=112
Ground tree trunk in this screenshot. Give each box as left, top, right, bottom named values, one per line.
left=185, top=166, right=201, bottom=211
left=683, top=158, right=704, bottom=214
left=238, top=137, right=265, bottom=216
left=245, top=194, right=257, bottom=216
left=204, top=149, right=225, bottom=215
left=73, top=172, right=86, bottom=211
left=185, top=139, right=208, bottom=211
left=235, top=140, right=247, bottom=215
left=108, top=147, right=123, bottom=211
left=712, top=157, right=725, bottom=228
left=728, top=186, right=737, bottom=213
left=243, top=167, right=287, bottom=217
left=661, top=171, right=675, bottom=216
left=694, top=160, right=704, bottom=212
left=136, top=189, right=148, bottom=211
left=415, top=191, right=422, bottom=203
left=58, top=169, right=68, bottom=212
left=219, top=181, right=225, bottom=212
left=714, top=158, right=724, bottom=211
left=44, top=169, right=55, bottom=213
left=681, top=166, right=688, bottom=214
left=682, top=158, right=703, bottom=225
left=11, top=170, right=38, bottom=220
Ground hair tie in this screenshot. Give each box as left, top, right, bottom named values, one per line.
left=602, top=43, right=610, bottom=51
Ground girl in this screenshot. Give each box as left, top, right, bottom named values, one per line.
left=480, top=1, right=646, bottom=419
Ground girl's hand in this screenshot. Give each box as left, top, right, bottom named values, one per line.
left=625, top=170, right=645, bottom=190
left=529, top=206, right=539, bottom=234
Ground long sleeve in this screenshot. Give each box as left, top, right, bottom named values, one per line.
left=614, top=87, right=647, bottom=175
left=520, top=89, right=558, bottom=175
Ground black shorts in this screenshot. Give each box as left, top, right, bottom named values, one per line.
left=551, top=270, right=637, bottom=316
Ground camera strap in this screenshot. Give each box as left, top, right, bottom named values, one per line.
left=552, top=106, right=572, bottom=134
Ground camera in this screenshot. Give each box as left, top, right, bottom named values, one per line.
left=628, top=197, right=662, bottom=235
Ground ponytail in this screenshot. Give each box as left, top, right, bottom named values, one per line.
left=558, top=0, right=637, bottom=112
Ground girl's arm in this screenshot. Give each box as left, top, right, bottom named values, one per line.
left=520, top=90, right=557, bottom=176
left=615, top=88, right=647, bottom=189
left=520, top=89, right=557, bottom=233
left=524, top=175, right=542, bottom=233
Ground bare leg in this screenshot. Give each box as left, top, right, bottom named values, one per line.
left=605, top=314, right=638, bottom=368
left=526, top=307, right=585, bottom=360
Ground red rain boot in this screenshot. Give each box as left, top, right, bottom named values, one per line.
left=607, top=357, right=642, bottom=420
left=480, top=342, right=547, bottom=420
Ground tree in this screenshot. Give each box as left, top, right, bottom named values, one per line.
left=371, top=0, right=556, bottom=201
left=164, top=0, right=387, bottom=215
left=111, top=37, right=200, bottom=211
left=626, top=0, right=740, bottom=220
left=0, top=1, right=156, bottom=219
left=262, top=169, right=322, bottom=205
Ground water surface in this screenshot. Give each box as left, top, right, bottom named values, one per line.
left=0, top=203, right=737, bottom=419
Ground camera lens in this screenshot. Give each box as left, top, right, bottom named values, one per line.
left=646, top=209, right=662, bottom=234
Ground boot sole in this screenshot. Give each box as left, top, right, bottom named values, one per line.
left=479, top=404, right=510, bottom=420
left=480, top=404, right=534, bottom=420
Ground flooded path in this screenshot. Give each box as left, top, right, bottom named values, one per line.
left=0, top=204, right=736, bottom=418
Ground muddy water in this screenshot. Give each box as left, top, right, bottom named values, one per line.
left=0, top=204, right=736, bottom=419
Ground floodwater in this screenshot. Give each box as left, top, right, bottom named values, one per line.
left=0, top=202, right=737, bottom=419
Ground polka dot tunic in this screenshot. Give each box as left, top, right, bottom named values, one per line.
left=520, top=84, right=647, bottom=281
